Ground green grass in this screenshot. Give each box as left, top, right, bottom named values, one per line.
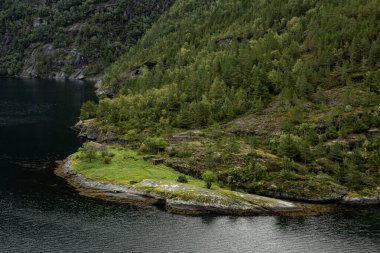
left=72, top=146, right=205, bottom=187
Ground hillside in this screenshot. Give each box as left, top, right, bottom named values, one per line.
left=81, top=0, right=380, bottom=202
left=0, top=0, right=172, bottom=79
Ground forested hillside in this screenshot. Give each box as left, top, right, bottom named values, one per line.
left=82, top=0, right=380, bottom=201
left=0, top=0, right=172, bottom=79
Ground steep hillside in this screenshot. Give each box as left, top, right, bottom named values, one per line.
left=81, top=0, right=380, bottom=202
left=0, top=0, right=172, bottom=79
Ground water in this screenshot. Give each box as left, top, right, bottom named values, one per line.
left=0, top=78, right=379, bottom=253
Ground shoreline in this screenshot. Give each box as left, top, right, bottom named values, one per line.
left=55, top=157, right=346, bottom=216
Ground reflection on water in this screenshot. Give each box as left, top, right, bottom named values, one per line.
left=0, top=78, right=379, bottom=253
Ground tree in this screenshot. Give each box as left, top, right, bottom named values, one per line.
left=80, top=142, right=97, bottom=162
left=202, top=170, right=217, bottom=189
left=277, top=134, right=300, bottom=161
left=80, top=101, right=97, bottom=120
left=193, top=96, right=212, bottom=126
left=140, top=137, right=168, bottom=154
left=209, top=77, right=226, bottom=100
left=226, top=167, right=244, bottom=190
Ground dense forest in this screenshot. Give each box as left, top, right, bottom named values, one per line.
left=0, top=0, right=172, bottom=79
left=78, top=0, right=380, bottom=201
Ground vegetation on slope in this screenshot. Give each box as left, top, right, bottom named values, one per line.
left=0, top=0, right=172, bottom=78
left=81, top=0, right=380, bottom=201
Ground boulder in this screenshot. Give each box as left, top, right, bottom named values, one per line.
left=75, top=119, right=100, bottom=140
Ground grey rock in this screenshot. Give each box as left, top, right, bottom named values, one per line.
left=367, top=128, right=380, bottom=139
left=342, top=195, right=380, bottom=205
left=75, top=119, right=100, bottom=140
left=33, top=18, right=47, bottom=27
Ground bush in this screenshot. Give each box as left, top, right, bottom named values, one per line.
left=103, top=156, right=112, bottom=164
left=226, top=168, right=244, bottom=190
left=123, top=129, right=139, bottom=142
left=277, top=134, right=300, bottom=161
left=328, top=144, right=344, bottom=162
left=352, top=119, right=369, bottom=133
left=246, top=181, right=264, bottom=194
left=202, top=170, right=217, bottom=189
left=140, top=137, right=168, bottom=154
left=100, top=145, right=113, bottom=157
left=325, top=126, right=339, bottom=140
left=305, top=129, right=320, bottom=146
left=251, top=163, right=269, bottom=181
left=80, top=101, right=97, bottom=120
left=177, top=175, right=188, bottom=183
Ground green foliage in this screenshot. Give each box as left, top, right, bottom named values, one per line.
left=95, top=0, right=380, bottom=134
left=277, top=135, right=300, bottom=161
left=366, top=70, right=380, bottom=94
left=140, top=137, right=168, bottom=154
left=226, top=167, right=244, bottom=190
left=281, top=156, right=295, bottom=172
left=202, top=170, right=217, bottom=189
left=80, top=101, right=97, bottom=120
left=328, top=144, right=344, bottom=162
left=79, top=142, right=97, bottom=162
left=251, top=163, right=269, bottom=182
left=226, top=137, right=240, bottom=154
left=177, top=175, right=188, bottom=183
left=50, top=0, right=380, bottom=196
left=0, top=0, right=172, bottom=77
left=123, top=129, right=139, bottom=142
left=325, top=127, right=339, bottom=140
left=103, top=156, right=112, bottom=164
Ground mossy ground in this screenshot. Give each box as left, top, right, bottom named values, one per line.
left=71, top=146, right=207, bottom=188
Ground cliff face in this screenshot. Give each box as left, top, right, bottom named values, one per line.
left=0, top=0, right=173, bottom=80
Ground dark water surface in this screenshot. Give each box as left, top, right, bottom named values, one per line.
left=0, top=78, right=379, bottom=253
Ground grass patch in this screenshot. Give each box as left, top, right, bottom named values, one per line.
left=72, top=146, right=205, bottom=187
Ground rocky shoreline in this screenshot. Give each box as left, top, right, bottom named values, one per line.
left=56, top=153, right=380, bottom=216
left=56, top=157, right=314, bottom=216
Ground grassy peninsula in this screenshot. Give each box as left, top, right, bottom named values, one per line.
left=71, top=145, right=205, bottom=188
left=60, top=143, right=304, bottom=215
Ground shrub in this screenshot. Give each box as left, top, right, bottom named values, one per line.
left=328, top=144, right=344, bottom=162
left=123, top=129, right=139, bottom=142
left=246, top=181, right=264, bottom=194
left=140, top=137, right=168, bottom=154
left=202, top=170, right=217, bottom=189
left=226, top=137, right=240, bottom=154
left=325, top=126, right=338, bottom=140
left=251, top=163, right=269, bottom=181
left=177, top=175, right=188, bottom=183
left=226, top=168, right=244, bottom=190
left=279, top=169, right=302, bottom=181
left=277, top=134, right=300, bottom=161
left=352, top=119, right=369, bottom=133
left=305, top=129, right=320, bottom=146
left=80, top=101, right=97, bottom=120
left=100, top=145, right=113, bottom=157
left=103, top=156, right=112, bottom=164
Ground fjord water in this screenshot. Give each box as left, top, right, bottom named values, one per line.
left=0, top=78, right=379, bottom=253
